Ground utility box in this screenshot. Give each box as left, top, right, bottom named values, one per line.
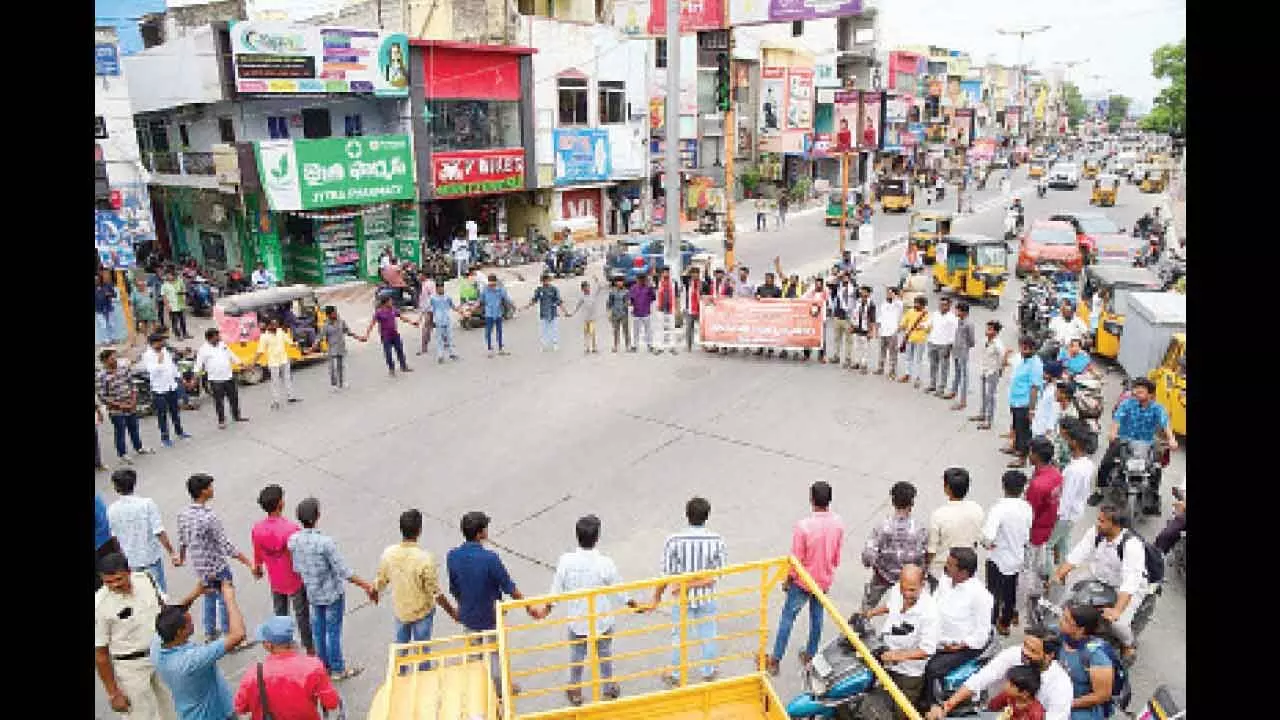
left=1118, top=291, right=1186, bottom=379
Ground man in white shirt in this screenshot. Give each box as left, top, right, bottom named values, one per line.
left=1053, top=504, right=1151, bottom=658
left=876, top=286, right=904, bottom=378
left=194, top=328, right=247, bottom=428
left=1030, top=363, right=1064, bottom=438
left=925, top=297, right=958, bottom=395
left=982, top=471, right=1033, bottom=635
left=862, top=564, right=939, bottom=709
left=926, top=468, right=985, bottom=583
left=927, top=626, right=1073, bottom=720
left=108, top=468, right=181, bottom=593
left=1050, top=419, right=1095, bottom=569
left=250, top=262, right=276, bottom=290
left=921, top=547, right=993, bottom=707
left=1047, top=301, right=1088, bottom=347
left=141, top=333, right=190, bottom=448
left=451, top=233, right=471, bottom=278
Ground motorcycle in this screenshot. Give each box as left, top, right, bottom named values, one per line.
left=1107, top=439, right=1164, bottom=519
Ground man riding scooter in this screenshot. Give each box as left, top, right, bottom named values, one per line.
left=920, top=548, right=993, bottom=708
left=858, top=564, right=940, bottom=711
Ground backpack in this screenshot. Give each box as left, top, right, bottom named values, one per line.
left=1082, top=637, right=1131, bottom=716
left=1093, top=528, right=1165, bottom=585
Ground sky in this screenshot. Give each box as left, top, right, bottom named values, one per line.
left=876, top=0, right=1186, bottom=108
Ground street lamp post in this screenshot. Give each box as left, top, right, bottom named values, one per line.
left=996, top=25, right=1051, bottom=137
left=1056, top=59, right=1086, bottom=134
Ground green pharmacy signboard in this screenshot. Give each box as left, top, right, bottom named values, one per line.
left=255, top=135, right=416, bottom=211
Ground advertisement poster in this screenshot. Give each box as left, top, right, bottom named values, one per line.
left=432, top=148, right=525, bottom=198
left=960, top=80, right=982, bottom=108
left=786, top=68, right=814, bottom=130
left=553, top=129, right=611, bottom=185
left=1034, top=86, right=1048, bottom=121
left=952, top=108, right=973, bottom=147
left=648, top=0, right=725, bottom=34
left=860, top=91, right=883, bottom=150
left=833, top=90, right=859, bottom=152
left=255, top=135, right=415, bottom=211
left=758, top=67, right=786, bottom=151
left=95, top=211, right=137, bottom=269
left=1006, top=108, right=1022, bottom=135
left=230, top=22, right=409, bottom=97
left=699, top=298, right=825, bottom=349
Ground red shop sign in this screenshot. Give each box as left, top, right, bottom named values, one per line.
left=432, top=149, right=526, bottom=198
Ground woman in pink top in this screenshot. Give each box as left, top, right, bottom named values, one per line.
left=766, top=481, right=845, bottom=675
left=251, top=485, right=315, bottom=654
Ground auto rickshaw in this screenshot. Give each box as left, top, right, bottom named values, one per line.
left=931, top=233, right=1009, bottom=309
left=1139, top=168, right=1169, bottom=193
left=824, top=187, right=864, bottom=226
left=1148, top=332, right=1186, bottom=437
left=1027, top=158, right=1048, bottom=179
left=1082, top=160, right=1100, bottom=180
left=1077, top=264, right=1162, bottom=361
left=907, top=209, right=953, bottom=265
left=878, top=176, right=913, bottom=212
left=1090, top=174, right=1120, bottom=207
left=212, top=284, right=329, bottom=384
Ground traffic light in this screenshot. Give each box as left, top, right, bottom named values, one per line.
left=715, top=52, right=731, bottom=112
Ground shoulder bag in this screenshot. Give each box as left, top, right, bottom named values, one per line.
left=899, top=311, right=927, bottom=354
left=257, top=662, right=275, bottom=720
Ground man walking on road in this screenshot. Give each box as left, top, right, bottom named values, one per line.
left=152, top=578, right=246, bottom=720
left=900, top=297, right=932, bottom=387
left=971, top=321, right=1010, bottom=430
left=628, top=272, right=657, bottom=353
left=925, top=468, right=985, bottom=588
left=375, top=509, right=459, bottom=654
left=194, top=328, right=246, bottom=428
left=656, top=266, right=682, bottom=354
left=363, top=295, right=418, bottom=376
left=526, top=273, right=565, bottom=352
left=288, top=497, right=380, bottom=680
left=767, top=481, right=844, bottom=676
left=255, top=318, right=298, bottom=409
left=95, top=553, right=177, bottom=720
left=109, top=469, right=180, bottom=593
left=946, top=301, right=977, bottom=410
left=98, top=348, right=153, bottom=463
left=861, top=481, right=928, bottom=610
left=321, top=306, right=363, bottom=389
left=176, top=473, right=258, bottom=645
left=877, top=286, right=904, bottom=378
left=926, top=297, right=957, bottom=395
left=606, top=275, right=631, bottom=353
left=142, top=333, right=190, bottom=448
left=650, top=497, right=728, bottom=685
left=251, top=484, right=314, bottom=656
left=479, top=275, right=514, bottom=358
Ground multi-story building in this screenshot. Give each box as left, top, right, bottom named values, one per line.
left=96, top=25, right=157, bottom=264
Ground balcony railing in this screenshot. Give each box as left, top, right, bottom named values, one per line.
left=142, top=151, right=215, bottom=176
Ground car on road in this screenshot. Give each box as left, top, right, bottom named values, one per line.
left=1048, top=163, right=1081, bottom=190
left=605, top=235, right=712, bottom=283
left=1016, top=220, right=1084, bottom=278
left=1048, top=211, right=1137, bottom=265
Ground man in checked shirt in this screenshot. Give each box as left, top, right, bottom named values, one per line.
left=176, top=473, right=259, bottom=644
left=649, top=496, right=727, bottom=685
left=861, top=481, right=929, bottom=610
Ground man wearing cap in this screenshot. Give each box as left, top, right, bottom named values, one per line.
left=95, top=553, right=185, bottom=719
left=233, top=616, right=340, bottom=719
left=151, top=576, right=247, bottom=720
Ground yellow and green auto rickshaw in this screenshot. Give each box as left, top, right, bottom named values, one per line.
left=211, top=285, right=330, bottom=384
left=907, top=210, right=954, bottom=265
left=1148, top=332, right=1186, bottom=437
left=1077, top=264, right=1163, bottom=361
left=824, top=187, right=864, bottom=226
left=1082, top=160, right=1100, bottom=180
left=1090, top=174, right=1120, bottom=207
left=932, top=233, right=1009, bottom=309
left=1139, top=168, right=1169, bottom=193
left=878, top=177, right=913, bottom=212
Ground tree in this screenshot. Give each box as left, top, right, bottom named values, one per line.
left=1148, top=39, right=1186, bottom=135
left=1106, top=94, right=1131, bottom=133
left=1059, top=81, right=1087, bottom=128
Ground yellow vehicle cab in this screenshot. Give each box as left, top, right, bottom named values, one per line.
left=1090, top=174, right=1119, bottom=207
left=366, top=557, right=923, bottom=720
left=1148, top=333, right=1186, bottom=437
left=878, top=177, right=913, bottom=212
left=931, top=233, right=1009, bottom=309
left=1139, top=168, right=1169, bottom=193
left=212, top=285, right=330, bottom=384
left=1027, top=158, right=1048, bottom=178
left=908, top=210, right=954, bottom=265
left=1077, top=265, right=1162, bottom=361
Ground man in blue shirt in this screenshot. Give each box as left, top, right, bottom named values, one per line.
left=525, top=273, right=564, bottom=352
left=1094, top=377, right=1177, bottom=514
left=479, top=275, right=513, bottom=357
left=427, top=282, right=460, bottom=363
left=152, top=577, right=247, bottom=720
left=1001, top=336, right=1044, bottom=468
left=447, top=511, right=542, bottom=694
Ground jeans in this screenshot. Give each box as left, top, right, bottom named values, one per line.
left=328, top=355, right=345, bottom=387
left=950, top=350, right=970, bottom=399
left=569, top=630, right=617, bottom=694
left=140, top=558, right=167, bottom=593
left=669, top=601, right=718, bottom=681
left=202, top=567, right=232, bottom=637
left=927, top=343, right=952, bottom=390
left=878, top=335, right=900, bottom=375
left=905, top=341, right=928, bottom=380
left=1011, top=406, right=1032, bottom=455
left=756, top=213, right=767, bottom=231
left=484, top=317, right=505, bottom=351
left=455, top=258, right=468, bottom=278
left=268, top=363, right=295, bottom=403
left=109, top=413, right=144, bottom=457
left=980, top=373, right=1000, bottom=422
left=1047, top=518, right=1075, bottom=569
left=985, top=560, right=1018, bottom=626
left=539, top=317, right=559, bottom=348
left=152, top=391, right=184, bottom=442
left=394, top=609, right=436, bottom=672
left=632, top=315, right=653, bottom=349
left=685, top=314, right=700, bottom=352
left=772, top=581, right=824, bottom=661
left=435, top=323, right=456, bottom=359
left=169, top=310, right=188, bottom=338
left=273, top=588, right=314, bottom=654
left=312, top=596, right=346, bottom=674
left=209, top=380, right=241, bottom=423
left=467, top=631, right=504, bottom=694
left=610, top=316, right=631, bottom=350
left=381, top=335, right=409, bottom=371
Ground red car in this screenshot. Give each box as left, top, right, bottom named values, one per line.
left=1049, top=211, right=1136, bottom=264
left=1016, top=220, right=1084, bottom=277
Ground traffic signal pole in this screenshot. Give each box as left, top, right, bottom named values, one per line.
left=722, top=25, right=737, bottom=269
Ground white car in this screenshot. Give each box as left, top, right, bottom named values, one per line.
left=1048, top=163, right=1080, bottom=189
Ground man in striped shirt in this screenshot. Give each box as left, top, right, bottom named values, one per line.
left=650, top=497, right=727, bottom=685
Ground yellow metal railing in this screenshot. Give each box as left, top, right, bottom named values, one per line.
left=492, top=556, right=922, bottom=720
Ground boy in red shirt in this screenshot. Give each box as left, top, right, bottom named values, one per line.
left=251, top=484, right=314, bottom=654
left=986, top=664, right=1046, bottom=720
left=1025, top=438, right=1064, bottom=596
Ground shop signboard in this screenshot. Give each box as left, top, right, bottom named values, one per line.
left=648, top=0, right=725, bottom=34
left=553, top=128, right=612, bottom=186
left=230, top=22, right=409, bottom=97
left=432, top=148, right=526, bottom=198
left=758, top=67, right=786, bottom=152
left=785, top=68, right=814, bottom=130
left=700, top=297, right=824, bottom=349
left=95, top=211, right=137, bottom=269
left=952, top=108, right=974, bottom=147
left=729, top=0, right=862, bottom=24
left=255, top=134, right=415, bottom=211
left=95, top=44, right=120, bottom=76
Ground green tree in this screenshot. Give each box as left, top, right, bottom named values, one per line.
left=1106, top=94, right=1130, bottom=133
left=1059, top=81, right=1087, bottom=128
left=1148, top=38, right=1186, bottom=134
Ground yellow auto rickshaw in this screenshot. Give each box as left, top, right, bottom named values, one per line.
left=907, top=209, right=953, bottom=265
left=878, top=176, right=913, bottom=212
left=212, top=285, right=330, bottom=384
left=1148, top=332, right=1186, bottom=437
left=1090, top=174, right=1119, bottom=207
left=1139, top=168, right=1169, bottom=193
left=932, top=233, right=1009, bottom=309
left=1027, top=158, right=1048, bottom=179
left=1082, top=161, right=1100, bottom=180
left=1077, top=265, right=1163, bottom=361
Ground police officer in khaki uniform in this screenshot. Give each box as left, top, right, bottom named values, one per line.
left=94, top=552, right=192, bottom=719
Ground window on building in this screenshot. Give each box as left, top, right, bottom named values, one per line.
left=791, top=21, right=804, bottom=37
left=95, top=116, right=108, bottom=139
left=267, top=116, right=289, bottom=140
left=302, top=108, right=332, bottom=139
left=425, top=100, right=523, bottom=152
left=599, top=81, right=626, bottom=124
left=147, top=120, right=170, bottom=152
left=558, top=78, right=589, bottom=125
left=218, top=117, right=235, bottom=143
left=344, top=114, right=364, bottom=137
left=655, top=38, right=667, bottom=69
left=595, top=0, right=605, bottom=23
left=178, top=123, right=190, bottom=148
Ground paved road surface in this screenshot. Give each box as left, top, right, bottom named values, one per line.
left=93, top=173, right=1183, bottom=717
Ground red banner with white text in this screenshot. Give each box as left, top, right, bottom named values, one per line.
left=699, top=297, right=825, bottom=349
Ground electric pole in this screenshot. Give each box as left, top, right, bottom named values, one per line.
left=996, top=25, right=1050, bottom=136
left=664, top=0, right=682, bottom=278
left=720, top=20, right=737, bottom=269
